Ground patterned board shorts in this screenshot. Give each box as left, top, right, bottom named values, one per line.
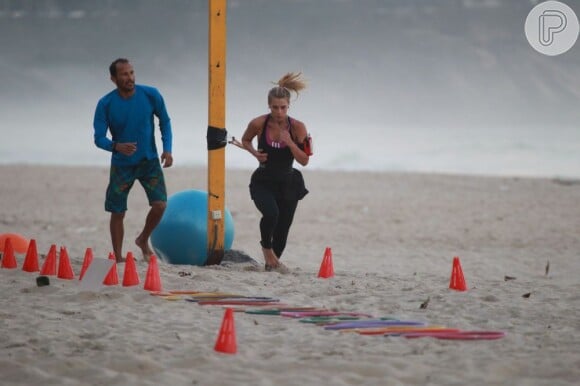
left=105, top=158, right=167, bottom=213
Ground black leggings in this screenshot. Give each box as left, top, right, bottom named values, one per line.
left=252, top=187, right=299, bottom=259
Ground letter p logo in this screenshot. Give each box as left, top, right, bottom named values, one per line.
left=525, top=1, right=579, bottom=56
left=539, top=10, right=567, bottom=46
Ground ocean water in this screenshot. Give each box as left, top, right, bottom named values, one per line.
left=1, top=0, right=579, bottom=178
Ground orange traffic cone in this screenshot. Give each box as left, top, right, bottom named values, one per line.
left=449, top=256, right=467, bottom=291
left=40, top=244, right=58, bottom=276
left=143, top=255, right=162, bottom=292
left=317, top=247, right=334, bottom=278
left=22, top=239, right=40, bottom=272
left=79, top=248, right=94, bottom=281
left=122, top=251, right=140, bottom=287
left=103, top=252, right=119, bottom=286
left=1, top=237, right=18, bottom=269
left=57, top=246, right=75, bottom=280
left=214, top=308, right=237, bottom=354
left=0, top=233, right=29, bottom=254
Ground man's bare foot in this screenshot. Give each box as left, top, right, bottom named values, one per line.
left=135, top=237, right=154, bottom=262
left=262, top=247, right=279, bottom=269
left=115, top=255, right=126, bottom=263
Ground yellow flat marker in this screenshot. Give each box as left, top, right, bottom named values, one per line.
left=161, top=295, right=184, bottom=301
left=150, top=291, right=175, bottom=297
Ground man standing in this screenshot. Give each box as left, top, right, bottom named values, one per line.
left=93, top=58, right=173, bottom=263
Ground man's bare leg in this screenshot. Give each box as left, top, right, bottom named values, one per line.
left=110, top=212, right=126, bottom=263
left=135, top=201, right=166, bottom=262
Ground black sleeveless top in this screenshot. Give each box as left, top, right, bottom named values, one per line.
left=257, top=114, right=301, bottom=173
left=249, top=115, right=308, bottom=201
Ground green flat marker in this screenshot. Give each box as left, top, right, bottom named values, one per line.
left=245, top=309, right=282, bottom=315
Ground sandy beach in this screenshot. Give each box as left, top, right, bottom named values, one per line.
left=1, top=164, right=579, bottom=386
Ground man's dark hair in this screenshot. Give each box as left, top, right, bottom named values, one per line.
left=109, top=58, right=130, bottom=77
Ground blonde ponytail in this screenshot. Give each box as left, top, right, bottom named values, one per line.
left=268, top=72, right=307, bottom=103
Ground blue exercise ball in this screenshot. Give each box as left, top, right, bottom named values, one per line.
left=151, top=189, right=235, bottom=265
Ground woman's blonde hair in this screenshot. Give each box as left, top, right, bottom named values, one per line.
left=268, top=72, right=307, bottom=104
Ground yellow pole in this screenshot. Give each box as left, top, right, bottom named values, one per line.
left=206, top=0, right=227, bottom=265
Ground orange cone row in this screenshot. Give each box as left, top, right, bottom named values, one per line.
left=2, top=235, right=232, bottom=355
left=1, top=236, right=160, bottom=291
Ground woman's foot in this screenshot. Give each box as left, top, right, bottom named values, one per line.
left=265, top=262, right=290, bottom=274
left=262, top=247, right=280, bottom=269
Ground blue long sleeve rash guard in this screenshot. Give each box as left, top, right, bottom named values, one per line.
left=93, top=85, right=172, bottom=166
